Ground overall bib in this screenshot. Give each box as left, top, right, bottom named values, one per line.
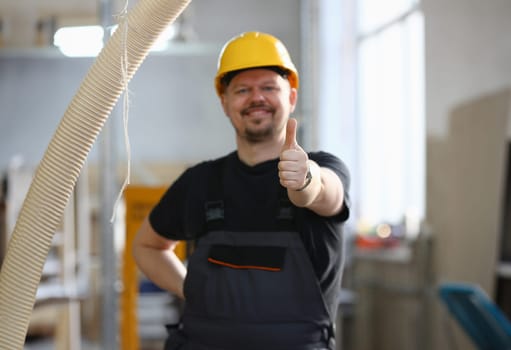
left=166, top=162, right=335, bottom=350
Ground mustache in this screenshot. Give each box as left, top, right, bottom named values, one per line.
left=241, top=103, right=275, bottom=116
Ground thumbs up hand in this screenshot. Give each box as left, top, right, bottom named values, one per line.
left=278, top=118, right=309, bottom=190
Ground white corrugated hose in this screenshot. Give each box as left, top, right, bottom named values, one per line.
left=0, top=0, right=191, bottom=348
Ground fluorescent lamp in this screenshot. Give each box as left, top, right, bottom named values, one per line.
left=54, top=25, right=104, bottom=57
left=54, top=23, right=177, bottom=57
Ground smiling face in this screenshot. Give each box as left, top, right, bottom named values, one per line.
left=220, top=68, right=297, bottom=144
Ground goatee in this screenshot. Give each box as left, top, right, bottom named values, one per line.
left=244, top=126, right=273, bottom=143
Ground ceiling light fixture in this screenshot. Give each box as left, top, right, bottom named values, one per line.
left=53, top=25, right=104, bottom=57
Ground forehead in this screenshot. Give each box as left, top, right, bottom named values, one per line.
left=229, top=68, right=286, bottom=86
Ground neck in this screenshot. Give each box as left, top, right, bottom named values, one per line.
left=236, top=138, right=284, bottom=166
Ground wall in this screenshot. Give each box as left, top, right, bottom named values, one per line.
left=424, top=0, right=511, bottom=349
left=424, top=0, right=511, bottom=138
left=0, top=0, right=301, bottom=172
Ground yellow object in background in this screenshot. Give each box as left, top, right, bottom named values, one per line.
left=121, top=185, right=186, bottom=350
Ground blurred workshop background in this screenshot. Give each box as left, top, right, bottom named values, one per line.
left=1, top=0, right=511, bottom=349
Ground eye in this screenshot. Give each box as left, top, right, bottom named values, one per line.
left=262, top=85, right=278, bottom=92
left=235, top=87, right=249, bottom=94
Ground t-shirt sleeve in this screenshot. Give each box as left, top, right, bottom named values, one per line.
left=149, top=168, right=206, bottom=240
left=149, top=171, right=189, bottom=239
left=309, top=151, right=351, bottom=222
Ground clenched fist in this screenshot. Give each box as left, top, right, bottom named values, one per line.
left=278, top=118, right=310, bottom=190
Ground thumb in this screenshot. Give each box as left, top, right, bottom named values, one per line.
left=283, top=118, right=298, bottom=150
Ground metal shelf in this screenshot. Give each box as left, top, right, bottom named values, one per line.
left=0, top=41, right=220, bottom=59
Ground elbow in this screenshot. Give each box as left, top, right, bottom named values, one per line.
left=132, top=232, right=144, bottom=267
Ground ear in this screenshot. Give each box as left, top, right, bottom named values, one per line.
left=220, top=93, right=229, bottom=116
left=289, top=88, right=298, bottom=114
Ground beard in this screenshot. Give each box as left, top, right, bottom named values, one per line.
left=239, top=102, right=277, bottom=143
left=244, top=124, right=274, bottom=143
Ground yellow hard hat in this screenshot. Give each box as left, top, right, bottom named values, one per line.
left=215, top=31, right=299, bottom=95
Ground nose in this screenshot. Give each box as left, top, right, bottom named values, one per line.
left=249, top=88, right=265, bottom=102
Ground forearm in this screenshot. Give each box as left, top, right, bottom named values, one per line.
left=133, top=244, right=187, bottom=299
left=287, top=160, right=344, bottom=217
left=132, top=217, right=187, bottom=299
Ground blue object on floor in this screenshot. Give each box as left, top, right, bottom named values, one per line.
left=438, top=282, right=511, bottom=350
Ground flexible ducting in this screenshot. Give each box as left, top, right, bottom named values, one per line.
left=0, top=0, right=191, bottom=348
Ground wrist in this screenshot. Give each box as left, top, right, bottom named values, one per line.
left=296, top=163, right=313, bottom=191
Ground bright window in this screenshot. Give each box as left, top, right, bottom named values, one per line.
left=356, top=0, right=425, bottom=232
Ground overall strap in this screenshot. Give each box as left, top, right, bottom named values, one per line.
left=275, top=185, right=296, bottom=231
left=204, top=157, right=296, bottom=231
left=204, top=158, right=225, bottom=231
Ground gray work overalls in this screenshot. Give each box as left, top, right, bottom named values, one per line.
left=166, top=162, right=335, bottom=350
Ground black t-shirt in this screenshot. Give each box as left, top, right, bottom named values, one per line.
left=150, top=151, right=350, bottom=312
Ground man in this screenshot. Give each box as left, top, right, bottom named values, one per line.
left=133, top=31, right=350, bottom=350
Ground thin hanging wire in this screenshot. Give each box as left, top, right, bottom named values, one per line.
left=111, top=0, right=131, bottom=223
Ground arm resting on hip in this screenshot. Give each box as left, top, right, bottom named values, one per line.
left=132, top=216, right=187, bottom=299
